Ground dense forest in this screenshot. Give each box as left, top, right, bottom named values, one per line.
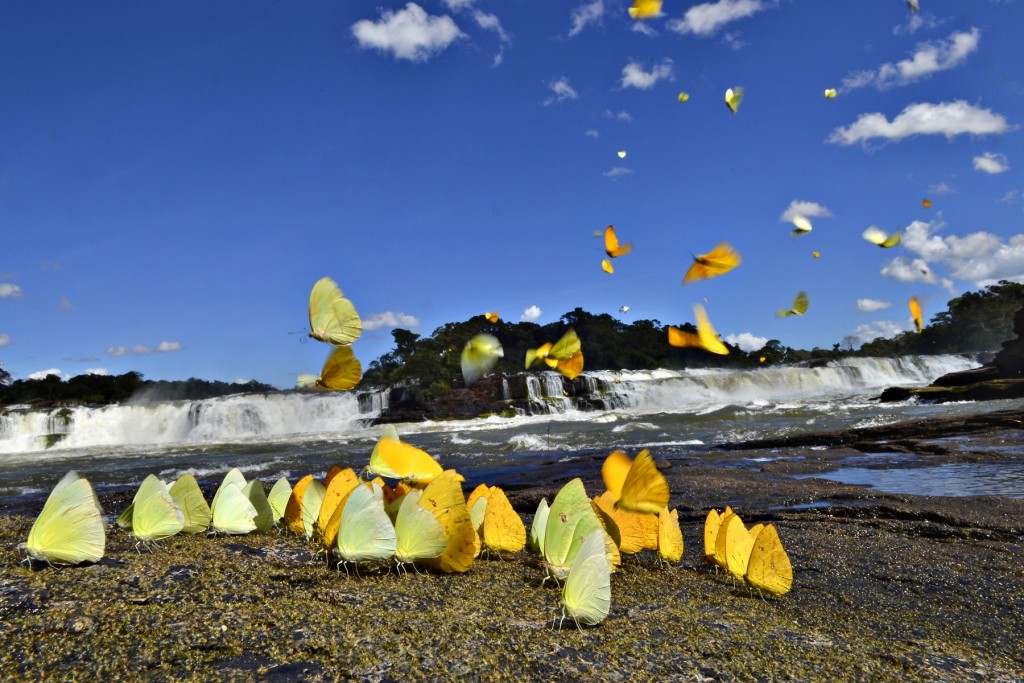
left=3, top=281, right=1023, bottom=407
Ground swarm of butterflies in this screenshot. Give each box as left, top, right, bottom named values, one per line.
left=21, top=432, right=794, bottom=630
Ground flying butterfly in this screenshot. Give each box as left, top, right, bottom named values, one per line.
left=601, top=259, right=614, bottom=274
left=604, top=225, right=633, bottom=259
left=909, top=297, right=923, bottom=333
left=668, top=304, right=729, bottom=355
left=776, top=291, right=809, bottom=318
left=862, top=226, right=902, bottom=248
left=790, top=215, right=812, bottom=236
left=683, top=242, right=741, bottom=283
left=617, top=150, right=627, bottom=159
left=297, top=344, right=362, bottom=392
left=308, top=276, right=362, bottom=346
left=628, top=0, right=662, bottom=19
left=601, top=449, right=670, bottom=515
left=461, top=333, right=504, bottom=385
left=725, top=87, right=744, bottom=114
left=824, top=88, right=837, bottom=99
left=677, top=92, right=689, bottom=103
left=922, top=198, right=932, bottom=208
left=484, top=312, right=499, bottom=323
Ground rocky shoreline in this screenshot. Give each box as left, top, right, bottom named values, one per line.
left=2, top=408, right=1023, bottom=681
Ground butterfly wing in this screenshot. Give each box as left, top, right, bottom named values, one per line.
left=368, top=437, right=443, bottom=487
left=704, top=508, right=723, bottom=567
left=909, top=297, right=923, bottom=333
left=482, top=486, right=526, bottom=554
left=317, top=345, right=362, bottom=391
left=308, top=277, right=362, bottom=345
left=266, top=476, right=292, bottom=525
left=601, top=450, right=634, bottom=501
left=657, top=507, right=684, bottom=564
left=394, top=490, right=448, bottom=563
left=420, top=470, right=478, bottom=573
left=25, top=474, right=106, bottom=564
left=242, top=479, right=275, bottom=533
left=617, top=449, right=670, bottom=515
left=745, top=524, right=793, bottom=596
left=548, top=329, right=581, bottom=360
left=562, top=533, right=612, bottom=626
left=528, top=498, right=550, bottom=553
left=337, top=484, right=396, bottom=563
left=211, top=483, right=258, bottom=535
left=604, top=226, right=633, bottom=258
left=169, top=473, right=211, bottom=534
left=555, top=349, right=584, bottom=380
left=693, top=305, right=729, bottom=355
left=461, top=333, right=504, bottom=385
left=132, top=475, right=185, bottom=542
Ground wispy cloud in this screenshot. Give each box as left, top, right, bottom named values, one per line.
left=779, top=200, right=832, bottom=223
left=352, top=3, right=464, bottom=62
left=632, top=21, right=658, bottom=37
left=899, top=220, right=1024, bottom=288
left=843, top=320, right=910, bottom=348
left=605, top=110, right=633, bottom=122
left=59, top=296, right=74, bottom=312
left=857, top=298, right=893, bottom=313
left=724, top=332, right=768, bottom=352
left=620, top=59, right=674, bottom=90
left=442, top=0, right=510, bottom=66
left=929, top=182, right=955, bottom=195
left=602, top=167, right=633, bottom=178
left=668, top=0, right=766, bottom=37
left=544, top=77, right=579, bottom=106
left=842, top=28, right=980, bottom=91
left=106, top=341, right=184, bottom=357
left=28, top=368, right=67, bottom=380
left=973, top=152, right=1009, bottom=174
left=521, top=305, right=542, bottom=322
left=569, top=0, right=604, bottom=37
left=0, top=333, right=9, bottom=347
left=828, top=101, right=1012, bottom=147
left=363, top=311, right=422, bottom=330
left=0, top=283, right=23, bottom=298
left=584, top=129, right=600, bottom=138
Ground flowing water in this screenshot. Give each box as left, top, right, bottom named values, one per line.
left=4, top=354, right=1022, bottom=502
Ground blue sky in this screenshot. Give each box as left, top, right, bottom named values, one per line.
left=2, top=0, right=1023, bottom=389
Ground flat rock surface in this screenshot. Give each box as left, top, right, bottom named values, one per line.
left=2, top=408, right=1023, bottom=681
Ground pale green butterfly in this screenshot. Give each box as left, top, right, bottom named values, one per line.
left=394, top=489, right=448, bottom=569
left=211, top=482, right=258, bottom=535
left=543, top=478, right=604, bottom=581
left=169, top=473, right=212, bottom=534
left=308, top=276, right=362, bottom=346
left=21, top=471, right=106, bottom=565
left=267, top=476, right=292, bottom=524
left=559, top=532, right=612, bottom=628
left=210, top=468, right=247, bottom=514
left=242, top=479, right=275, bottom=533
left=131, top=474, right=185, bottom=544
left=528, top=498, right=550, bottom=554
left=460, top=333, right=504, bottom=385
left=335, top=483, right=396, bottom=567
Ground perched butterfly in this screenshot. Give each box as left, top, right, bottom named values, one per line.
left=677, top=92, right=690, bottom=103
left=558, top=532, right=612, bottom=628
left=745, top=524, right=793, bottom=596
left=211, top=482, right=258, bottom=535
left=601, top=449, right=670, bottom=515
left=777, top=291, right=809, bottom=318
left=716, top=509, right=755, bottom=580
left=683, top=242, right=741, bottom=283
left=543, top=478, right=606, bottom=581
left=617, top=150, right=627, bottom=159
left=130, top=474, right=184, bottom=544
left=21, top=471, right=106, bottom=565
left=604, top=225, right=633, bottom=259
left=484, top=311, right=499, bottom=323
left=317, top=467, right=361, bottom=545
left=297, top=344, right=362, bottom=392
left=791, top=215, right=812, bottom=236
left=668, top=304, right=729, bottom=355
left=909, top=297, right=923, bottom=333
left=242, top=479, right=275, bottom=533
left=210, top=468, right=247, bottom=515
left=703, top=507, right=731, bottom=568
left=862, top=226, right=902, bottom=248
left=266, top=476, right=292, bottom=526
left=308, top=276, right=361, bottom=346
left=528, top=498, right=550, bottom=554
left=461, top=333, right=504, bottom=385
left=169, top=473, right=212, bottom=534
left=284, top=474, right=326, bottom=539
left=394, top=489, right=448, bottom=568
left=593, top=490, right=657, bottom=554
left=725, top=87, right=744, bottom=114
left=478, top=486, right=526, bottom=555
left=657, top=507, right=684, bottom=564
left=628, top=0, right=662, bottom=19
left=335, top=482, right=396, bottom=567
left=824, top=88, right=837, bottom=99
left=419, top=470, right=478, bottom=573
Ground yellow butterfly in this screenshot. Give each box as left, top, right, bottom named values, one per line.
left=668, top=304, right=729, bottom=355
left=745, top=523, right=793, bottom=596
left=601, top=449, right=670, bottom=515
left=725, top=87, right=744, bottom=114
left=283, top=474, right=326, bottom=539
left=484, top=311, right=499, bottom=323
left=704, top=507, right=733, bottom=568
left=824, top=88, right=837, bottom=99
left=776, top=291, right=809, bottom=318
left=367, top=435, right=443, bottom=487
left=678, top=92, right=690, bottom=102
left=791, top=215, right=812, bottom=236
left=461, top=333, right=504, bottom=385
left=604, top=225, right=633, bottom=259
left=862, top=226, right=902, bottom=248
left=21, top=471, right=106, bottom=565
left=922, top=198, right=932, bottom=208
left=592, top=491, right=656, bottom=554
left=316, top=467, right=360, bottom=545
left=683, top=242, right=741, bottom=283
left=601, top=259, right=614, bottom=274
left=628, top=0, right=662, bottom=19
left=419, top=470, right=478, bottom=573
left=308, top=276, right=361, bottom=346
left=657, top=507, right=684, bottom=564
left=715, top=509, right=755, bottom=580
left=909, top=297, right=923, bottom=333
left=479, top=486, right=526, bottom=555
left=812, top=251, right=820, bottom=259
left=526, top=329, right=584, bottom=380
left=297, top=344, right=362, bottom=391
left=617, top=150, right=627, bottom=159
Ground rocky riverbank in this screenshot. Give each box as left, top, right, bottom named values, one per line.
left=2, top=408, right=1023, bottom=681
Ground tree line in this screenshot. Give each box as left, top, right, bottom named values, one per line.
left=0, top=371, right=276, bottom=406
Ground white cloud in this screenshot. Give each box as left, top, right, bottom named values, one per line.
left=724, top=332, right=768, bottom=352
left=106, top=341, right=184, bottom=357
left=827, top=101, right=1012, bottom=147
left=857, top=298, right=893, bottom=313
left=842, top=28, right=980, bottom=91
left=544, top=77, right=578, bottom=106
left=1002, top=190, right=1021, bottom=205
left=668, top=0, right=766, bottom=37
left=351, top=3, right=464, bottom=62
left=28, top=368, right=66, bottom=380
left=973, top=152, right=1009, bottom=174
left=603, top=167, right=633, bottom=178
left=900, top=220, right=1024, bottom=288
left=363, top=311, right=422, bottom=330
left=844, top=320, right=909, bottom=348
left=721, top=32, right=746, bottom=51
left=880, top=256, right=942, bottom=286
left=779, top=200, right=832, bottom=223
left=86, top=368, right=109, bottom=376
left=0, top=283, right=23, bottom=298
left=0, top=333, right=9, bottom=346
left=521, top=305, right=542, bottom=322
left=929, top=182, right=955, bottom=195
left=620, top=59, right=674, bottom=90
left=631, top=21, right=657, bottom=37
left=569, top=0, right=604, bottom=37
left=471, top=10, right=510, bottom=66
left=605, top=110, right=633, bottom=122
left=59, top=296, right=73, bottom=311
left=584, top=129, right=600, bottom=138
left=441, top=0, right=473, bottom=8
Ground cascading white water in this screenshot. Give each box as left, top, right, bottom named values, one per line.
left=0, top=391, right=372, bottom=454
left=524, top=373, right=573, bottom=413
